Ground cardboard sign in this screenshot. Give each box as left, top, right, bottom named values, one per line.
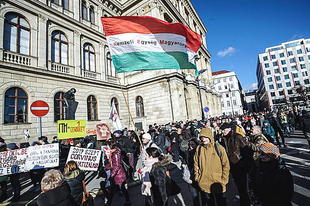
left=96, top=123, right=111, bottom=140
left=66, top=147, right=101, bottom=171
left=0, top=144, right=60, bottom=176
left=86, top=128, right=97, bottom=136
left=25, top=144, right=59, bottom=170
left=58, top=120, right=86, bottom=139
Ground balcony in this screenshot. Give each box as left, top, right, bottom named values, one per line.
left=51, top=62, right=74, bottom=74
left=82, top=70, right=101, bottom=80
left=3, top=50, right=36, bottom=66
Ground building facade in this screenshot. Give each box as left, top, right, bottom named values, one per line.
left=0, top=0, right=221, bottom=143
left=244, top=90, right=258, bottom=113
left=256, top=38, right=310, bottom=110
left=212, top=70, right=245, bottom=115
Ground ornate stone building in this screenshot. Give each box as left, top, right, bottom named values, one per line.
left=0, top=0, right=221, bottom=142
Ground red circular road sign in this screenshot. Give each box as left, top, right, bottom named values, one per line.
left=30, top=100, right=49, bottom=117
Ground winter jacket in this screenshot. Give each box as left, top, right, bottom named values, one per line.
left=155, top=132, right=166, bottom=150
left=250, top=158, right=294, bottom=206
left=37, top=182, right=77, bottom=206
left=64, top=169, right=85, bottom=205
left=117, top=136, right=135, bottom=154
left=300, top=113, right=310, bottom=133
left=140, top=140, right=159, bottom=167
left=270, top=116, right=282, bottom=131
left=150, top=155, right=172, bottom=206
left=194, top=131, right=230, bottom=193
left=225, top=130, right=248, bottom=164
left=249, top=134, right=269, bottom=160
left=262, top=121, right=275, bottom=137
left=109, top=148, right=126, bottom=185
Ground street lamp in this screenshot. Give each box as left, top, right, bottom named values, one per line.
left=227, top=84, right=234, bottom=115
left=196, top=69, right=207, bottom=121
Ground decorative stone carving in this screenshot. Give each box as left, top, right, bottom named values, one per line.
left=74, top=30, right=80, bottom=37
left=38, top=14, right=47, bottom=22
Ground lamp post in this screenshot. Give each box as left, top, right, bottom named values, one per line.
left=228, top=84, right=234, bottom=116
left=196, top=69, right=207, bottom=121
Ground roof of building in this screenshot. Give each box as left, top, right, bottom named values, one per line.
left=212, top=70, right=231, bottom=76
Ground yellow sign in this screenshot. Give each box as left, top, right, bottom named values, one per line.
left=57, top=120, right=86, bottom=139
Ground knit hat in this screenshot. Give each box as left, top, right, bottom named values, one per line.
left=142, top=133, right=152, bottom=140
left=260, top=143, right=280, bottom=159
left=220, top=122, right=231, bottom=130
left=67, top=139, right=74, bottom=144
left=199, top=128, right=213, bottom=139
left=114, top=130, right=121, bottom=134
left=7, top=143, right=18, bottom=150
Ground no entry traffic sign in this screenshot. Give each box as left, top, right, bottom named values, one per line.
left=31, top=100, right=49, bottom=117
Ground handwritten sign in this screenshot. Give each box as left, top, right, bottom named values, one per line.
left=66, top=147, right=101, bottom=171
left=96, top=123, right=111, bottom=140
left=58, top=120, right=86, bottom=139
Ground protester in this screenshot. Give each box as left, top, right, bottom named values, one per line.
left=0, top=142, right=8, bottom=202
left=194, top=128, right=230, bottom=206
left=249, top=143, right=294, bottom=206
left=37, top=169, right=77, bottom=206
left=64, top=160, right=85, bottom=206
left=140, top=133, right=159, bottom=167
left=7, top=143, right=21, bottom=202
left=270, top=113, right=287, bottom=147
left=300, top=110, right=310, bottom=151
left=261, top=120, right=275, bottom=143
left=249, top=126, right=269, bottom=161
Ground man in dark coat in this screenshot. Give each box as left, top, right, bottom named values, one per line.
left=269, top=113, right=286, bottom=147
left=299, top=110, right=310, bottom=151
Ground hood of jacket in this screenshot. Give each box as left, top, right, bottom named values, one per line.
left=65, top=169, right=84, bottom=180
left=153, top=155, right=172, bottom=168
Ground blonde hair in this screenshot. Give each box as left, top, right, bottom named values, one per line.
left=64, top=160, right=80, bottom=175
left=41, top=169, right=64, bottom=193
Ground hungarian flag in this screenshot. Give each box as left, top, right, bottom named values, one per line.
left=101, top=16, right=202, bottom=73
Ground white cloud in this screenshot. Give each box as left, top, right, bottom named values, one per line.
left=217, top=47, right=237, bottom=57
left=244, top=83, right=258, bottom=92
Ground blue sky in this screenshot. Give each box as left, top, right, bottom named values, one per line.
left=190, top=0, right=310, bottom=91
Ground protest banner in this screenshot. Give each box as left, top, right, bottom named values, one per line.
left=58, top=120, right=86, bottom=139
left=0, top=144, right=60, bottom=176
left=25, top=144, right=59, bottom=170
left=96, top=123, right=111, bottom=140
left=66, top=147, right=101, bottom=171
left=86, top=128, right=97, bottom=136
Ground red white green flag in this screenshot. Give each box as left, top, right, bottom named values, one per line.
left=101, top=16, right=202, bottom=73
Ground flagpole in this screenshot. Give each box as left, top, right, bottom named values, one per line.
left=117, top=77, right=144, bottom=149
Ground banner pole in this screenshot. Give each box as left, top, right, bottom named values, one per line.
left=39, top=117, right=42, bottom=137
left=117, top=77, right=144, bottom=149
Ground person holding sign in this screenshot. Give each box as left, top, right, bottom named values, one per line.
left=106, top=140, right=131, bottom=206
left=64, top=161, right=85, bottom=206
left=6, top=143, right=21, bottom=202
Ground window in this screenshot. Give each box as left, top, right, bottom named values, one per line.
left=304, top=79, right=310, bottom=85
left=224, top=85, right=228, bottom=89
left=52, top=0, right=59, bottom=4
left=269, top=85, right=274, bottom=90
left=297, top=49, right=302, bottom=54
left=288, top=90, right=293, bottom=94
left=276, top=76, right=281, bottom=81
left=279, top=53, right=284, bottom=58
left=293, top=73, right=298, bottom=78
left=62, top=0, right=69, bottom=10
left=264, top=63, right=269, bottom=68
left=54, top=92, right=67, bottom=121
left=295, top=80, right=300, bottom=86
left=290, top=58, right=295, bottom=63
left=308, top=55, right=310, bottom=60
left=136, top=96, right=144, bottom=117
left=266, top=70, right=271, bottom=75
left=291, top=65, right=296, bottom=71
left=229, top=77, right=232, bottom=81
left=82, top=1, right=87, bottom=20
left=230, top=84, right=234, bottom=89
left=267, top=77, right=272, bottom=82
left=270, top=92, right=276, bottom=97
left=263, top=56, right=268, bottom=61
left=274, top=69, right=279, bottom=74
left=227, top=101, right=230, bottom=107
left=223, top=78, right=227, bottom=82
left=226, top=93, right=229, bottom=98
left=106, top=52, right=116, bottom=77
left=281, top=60, right=286, bottom=65
left=306, top=47, right=310, bottom=52
left=233, top=100, right=237, bottom=106
left=87, top=95, right=98, bottom=121
left=300, top=64, right=306, bottom=69
left=221, top=102, right=224, bottom=107
left=302, top=71, right=308, bottom=77
left=277, top=83, right=282, bottom=88
left=89, top=6, right=95, bottom=24
left=271, top=54, right=276, bottom=59
left=282, top=67, right=288, bottom=72
left=83, top=43, right=95, bottom=71
left=4, top=87, right=28, bottom=124
left=232, top=92, right=235, bottom=97
left=288, top=51, right=293, bottom=56
left=51, top=31, right=68, bottom=65
left=299, top=57, right=304, bottom=61
left=279, top=91, right=284, bottom=96
left=286, top=82, right=291, bottom=87
left=4, top=13, right=30, bottom=55
left=284, top=74, right=289, bottom=79
left=111, top=97, right=119, bottom=114
left=272, top=62, right=278, bottom=66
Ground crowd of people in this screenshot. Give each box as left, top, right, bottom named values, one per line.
left=1, top=107, right=310, bottom=206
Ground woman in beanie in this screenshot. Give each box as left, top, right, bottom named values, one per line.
left=249, top=143, right=294, bottom=206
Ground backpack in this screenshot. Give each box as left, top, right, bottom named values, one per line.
left=197, top=142, right=222, bottom=161
left=164, top=136, right=171, bottom=148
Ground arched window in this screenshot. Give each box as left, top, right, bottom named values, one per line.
left=83, top=43, right=95, bottom=72
left=111, top=97, right=119, bottom=115
left=106, top=52, right=116, bottom=77
left=4, top=13, right=30, bottom=55
left=82, top=1, right=87, bottom=20
left=4, top=87, right=28, bottom=124
left=89, top=6, right=95, bottom=24
left=87, top=95, right=98, bottom=121
left=52, top=31, right=68, bottom=65
left=136, top=96, right=144, bottom=117
left=54, top=92, right=67, bottom=121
